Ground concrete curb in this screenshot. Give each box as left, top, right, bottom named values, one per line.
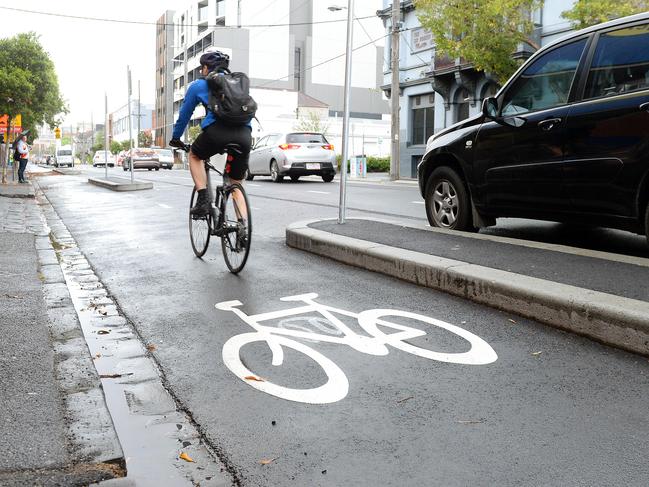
left=286, top=219, right=649, bottom=357
left=88, top=177, right=153, bottom=192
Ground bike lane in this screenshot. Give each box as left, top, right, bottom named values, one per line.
left=35, top=174, right=649, bottom=487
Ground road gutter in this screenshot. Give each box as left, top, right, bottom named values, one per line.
left=286, top=220, right=649, bottom=357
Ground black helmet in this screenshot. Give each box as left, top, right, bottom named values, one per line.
left=199, top=50, right=230, bottom=72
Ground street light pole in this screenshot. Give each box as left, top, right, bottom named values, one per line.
left=390, top=1, right=400, bottom=181
left=338, top=0, right=354, bottom=224
left=127, top=65, right=134, bottom=183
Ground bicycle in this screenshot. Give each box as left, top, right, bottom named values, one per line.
left=216, top=293, right=498, bottom=404
left=177, top=143, right=252, bottom=274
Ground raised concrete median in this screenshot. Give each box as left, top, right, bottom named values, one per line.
left=286, top=218, right=649, bottom=357
left=88, top=176, right=153, bottom=192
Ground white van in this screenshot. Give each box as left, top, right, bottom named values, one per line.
left=55, top=145, right=74, bottom=167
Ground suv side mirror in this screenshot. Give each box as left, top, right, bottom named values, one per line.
left=482, top=97, right=498, bottom=119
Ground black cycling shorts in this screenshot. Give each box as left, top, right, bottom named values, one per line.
left=190, top=120, right=252, bottom=180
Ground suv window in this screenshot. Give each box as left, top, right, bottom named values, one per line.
left=584, top=24, right=649, bottom=99
left=501, top=39, right=587, bottom=116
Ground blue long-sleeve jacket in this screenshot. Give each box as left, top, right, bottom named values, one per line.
left=172, top=78, right=216, bottom=139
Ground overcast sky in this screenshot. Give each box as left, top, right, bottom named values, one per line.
left=0, top=0, right=180, bottom=127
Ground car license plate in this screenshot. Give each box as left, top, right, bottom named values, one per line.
left=306, top=163, right=320, bottom=170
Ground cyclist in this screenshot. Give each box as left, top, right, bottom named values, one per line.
left=169, top=50, right=252, bottom=216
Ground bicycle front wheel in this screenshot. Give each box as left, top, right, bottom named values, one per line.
left=189, top=187, right=211, bottom=258
left=220, top=182, right=252, bottom=273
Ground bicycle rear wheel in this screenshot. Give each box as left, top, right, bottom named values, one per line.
left=189, top=187, right=211, bottom=258
left=220, top=182, right=251, bottom=273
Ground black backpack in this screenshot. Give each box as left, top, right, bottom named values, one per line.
left=205, top=69, right=257, bottom=125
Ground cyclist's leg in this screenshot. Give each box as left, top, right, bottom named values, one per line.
left=223, top=126, right=252, bottom=219
left=188, top=150, right=207, bottom=190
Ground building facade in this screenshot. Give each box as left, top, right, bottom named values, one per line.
left=110, top=102, right=153, bottom=144
left=155, top=0, right=390, bottom=153
left=154, top=11, right=176, bottom=147
left=378, top=0, right=576, bottom=178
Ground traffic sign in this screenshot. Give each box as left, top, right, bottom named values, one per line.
left=0, top=114, right=22, bottom=134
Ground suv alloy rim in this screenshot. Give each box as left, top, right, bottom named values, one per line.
left=432, top=180, right=459, bottom=227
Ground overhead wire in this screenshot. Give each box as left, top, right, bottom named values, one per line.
left=0, top=5, right=376, bottom=29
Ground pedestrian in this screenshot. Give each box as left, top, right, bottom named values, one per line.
left=14, top=133, right=29, bottom=183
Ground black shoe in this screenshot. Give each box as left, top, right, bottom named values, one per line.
left=190, top=197, right=211, bottom=216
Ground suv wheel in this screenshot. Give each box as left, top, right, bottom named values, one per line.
left=322, top=173, right=334, bottom=183
left=425, top=166, right=472, bottom=231
left=270, top=161, right=283, bottom=183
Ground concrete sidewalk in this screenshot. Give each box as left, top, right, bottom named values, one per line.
left=286, top=218, right=649, bottom=357
left=0, top=176, right=125, bottom=485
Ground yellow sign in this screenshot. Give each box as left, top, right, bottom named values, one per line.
left=0, top=114, right=22, bottom=134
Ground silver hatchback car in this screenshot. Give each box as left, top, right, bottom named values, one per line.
left=246, top=132, right=336, bottom=182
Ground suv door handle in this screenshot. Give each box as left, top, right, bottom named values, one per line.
left=639, top=102, right=649, bottom=112
left=538, top=118, right=562, bottom=131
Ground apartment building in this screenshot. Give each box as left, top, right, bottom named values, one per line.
left=378, top=0, right=577, bottom=178
left=154, top=0, right=390, bottom=154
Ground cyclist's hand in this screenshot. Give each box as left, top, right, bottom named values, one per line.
left=169, top=139, right=185, bottom=149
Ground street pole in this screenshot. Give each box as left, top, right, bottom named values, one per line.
left=237, top=0, right=242, bottom=28
left=127, top=66, right=134, bottom=183
left=338, top=0, right=354, bottom=224
left=137, top=80, right=141, bottom=149
left=104, top=93, right=108, bottom=180
left=1, top=112, right=10, bottom=184
left=390, top=1, right=400, bottom=181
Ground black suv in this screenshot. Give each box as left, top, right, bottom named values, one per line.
left=418, top=13, right=649, bottom=246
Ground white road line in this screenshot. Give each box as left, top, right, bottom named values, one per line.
left=308, top=191, right=330, bottom=194
left=251, top=207, right=260, bottom=210
left=411, top=201, right=425, bottom=204
left=158, top=203, right=172, bottom=209
left=247, top=184, right=261, bottom=187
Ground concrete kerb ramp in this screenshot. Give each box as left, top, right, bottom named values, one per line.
left=286, top=219, right=649, bottom=357
left=88, top=177, right=153, bottom=192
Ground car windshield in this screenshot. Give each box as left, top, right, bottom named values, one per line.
left=58, top=150, right=72, bottom=156
left=286, top=133, right=328, bottom=144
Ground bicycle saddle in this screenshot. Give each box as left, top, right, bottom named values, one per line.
left=223, top=143, right=243, bottom=155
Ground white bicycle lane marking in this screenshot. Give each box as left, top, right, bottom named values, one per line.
left=216, top=293, right=498, bottom=404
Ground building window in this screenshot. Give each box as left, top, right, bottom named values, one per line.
left=411, top=94, right=434, bottom=145
left=455, top=87, right=470, bottom=123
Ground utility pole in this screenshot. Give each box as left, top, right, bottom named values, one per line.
left=237, top=0, right=242, bottom=28
left=390, top=1, right=400, bottom=181
left=127, top=65, right=134, bottom=183
left=137, top=80, right=141, bottom=148
left=337, top=0, right=354, bottom=224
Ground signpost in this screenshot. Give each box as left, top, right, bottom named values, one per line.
left=0, top=114, right=22, bottom=184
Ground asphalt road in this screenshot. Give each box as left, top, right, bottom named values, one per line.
left=35, top=167, right=649, bottom=486
left=79, top=165, right=649, bottom=258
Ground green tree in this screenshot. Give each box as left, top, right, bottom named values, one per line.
left=110, top=140, right=122, bottom=153
left=415, top=0, right=542, bottom=84
left=0, top=32, right=66, bottom=182
left=188, top=125, right=201, bottom=143
left=138, top=129, right=152, bottom=148
left=293, top=111, right=329, bottom=134
left=561, top=0, right=647, bottom=29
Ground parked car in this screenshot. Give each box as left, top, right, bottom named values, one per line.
left=152, top=148, right=174, bottom=170
left=116, top=150, right=126, bottom=167
left=122, top=148, right=160, bottom=171
left=246, top=132, right=336, bottom=182
left=92, top=150, right=115, bottom=167
left=417, top=12, right=649, bottom=246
